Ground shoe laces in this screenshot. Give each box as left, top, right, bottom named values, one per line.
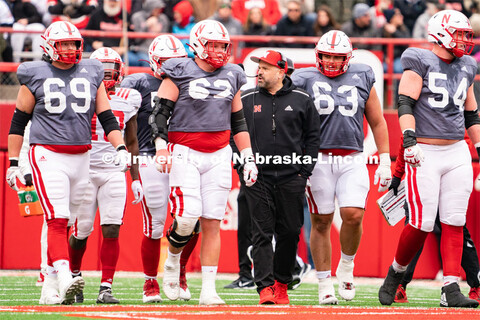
left=275, top=281, right=288, bottom=297
left=144, top=279, right=159, bottom=295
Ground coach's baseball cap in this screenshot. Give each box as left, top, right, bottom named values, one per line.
left=250, top=50, right=288, bottom=73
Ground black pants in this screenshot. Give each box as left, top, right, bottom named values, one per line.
left=236, top=176, right=253, bottom=279
left=244, top=175, right=306, bottom=292
left=401, top=215, right=480, bottom=288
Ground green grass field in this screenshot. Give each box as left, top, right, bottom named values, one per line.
left=1, top=272, right=478, bottom=320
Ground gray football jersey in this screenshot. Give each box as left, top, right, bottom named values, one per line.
left=17, top=60, right=104, bottom=146
left=401, top=48, right=477, bottom=140
left=120, top=73, right=162, bottom=155
left=291, top=64, right=375, bottom=151
left=161, top=58, right=247, bottom=132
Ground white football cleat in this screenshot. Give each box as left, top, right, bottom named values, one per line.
left=199, top=291, right=225, bottom=305
left=336, top=259, right=356, bottom=301
left=179, top=286, right=191, bottom=301
left=318, top=277, right=338, bottom=305
left=163, top=260, right=180, bottom=300
left=39, top=276, right=61, bottom=305
left=58, top=275, right=85, bottom=305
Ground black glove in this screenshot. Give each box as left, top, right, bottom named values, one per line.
left=388, top=176, right=401, bottom=196
left=24, top=174, right=33, bottom=187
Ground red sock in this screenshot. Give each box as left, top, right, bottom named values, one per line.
left=101, top=237, right=119, bottom=285
left=180, top=233, right=199, bottom=267
left=395, top=224, right=429, bottom=266
left=141, top=236, right=160, bottom=278
left=68, top=237, right=87, bottom=274
left=441, top=223, right=463, bottom=278
left=47, top=219, right=69, bottom=263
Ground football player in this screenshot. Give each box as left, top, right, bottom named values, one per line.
left=291, top=30, right=392, bottom=304
left=150, top=19, right=257, bottom=305
left=120, top=35, right=195, bottom=303
left=67, top=47, right=142, bottom=304
left=6, top=21, right=128, bottom=305
left=378, top=10, right=480, bottom=308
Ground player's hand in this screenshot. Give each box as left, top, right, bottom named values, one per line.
left=243, top=160, right=258, bottom=187
left=475, top=171, right=480, bottom=192
left=389, top=176, right=401, bottom=196
left=404, top=144, right=424, bottom=167
left=155, top=149, right=171, bottom=173
left=6, top=166, right=23, bottom=191
left=131, top=180, right=144, bottom=204
left=114, top=145, right=131, bottom=172
left=374, top=153, right=392, bottom=192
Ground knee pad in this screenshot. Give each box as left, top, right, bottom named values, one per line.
left=442, top=214, right=466, bottom=227
left=420, top=220, right=435, bottom=232
left=166, top=216, right=200, bottom=248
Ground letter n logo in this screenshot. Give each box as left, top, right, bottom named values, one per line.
left=254, top=105, right=262, bottom=113
left=442, top=14, right=451, bottom=25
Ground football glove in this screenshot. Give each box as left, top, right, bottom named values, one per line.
left=131, top=180, right=144, bottom=204
left=404, top=144, right=424, bottom=167
left=374, top=153, right=392, bottom=192
left=389, top=176, right=401, bottom=196
left=6, top=166, right=22, bottom=191
left=243, top=161, right=258, bottom=187
left=114, top=145, right=131, bottom=172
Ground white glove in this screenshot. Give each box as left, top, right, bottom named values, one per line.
left=404, top=144, right=424, bottom=168
left=6, top=166, right=23, bottom=191
left=374, top=153, right=392, bottom=192
left=114, top=145, right=131, bottom=172
left=241, top=148, right=257, bottom=187
left=131, top=180, right=144, bottom=204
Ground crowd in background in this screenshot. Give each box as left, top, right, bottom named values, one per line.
left=3, top=0, right=480, bottom=73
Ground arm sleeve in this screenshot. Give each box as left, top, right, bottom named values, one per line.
left=300, top=96, right=320, bottom=177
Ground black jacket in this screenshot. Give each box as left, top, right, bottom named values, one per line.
left=241, top=76, right=320, bottom=184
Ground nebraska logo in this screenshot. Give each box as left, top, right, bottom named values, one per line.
left=254, top=105, right=262, bottom=113
left=442, top=14, right=450, bottom=25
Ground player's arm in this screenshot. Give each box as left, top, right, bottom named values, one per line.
left=94, top=82, right=125, bottom=149
left=7, top=85, right=35, bottom=190
left=231, top=90, right=257, bottom=187
left=464, top=84, right=480, bottom=191
left=125, top=115, right=139, bottom=180
left=365, top=86, right=391, bottom=192
left=151, top=78, right=179, bottom=172
left=398, top=70, right=424, bottom=167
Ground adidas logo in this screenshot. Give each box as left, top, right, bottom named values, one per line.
left=80, top=67, right=88, bottom=73
left=39, top=156, right=47, bottom=161
left=285, top=105, right=293, bottom=111
left=352, top=74, right=360, bottom=80
left=461, top=66, right=468, bottom=72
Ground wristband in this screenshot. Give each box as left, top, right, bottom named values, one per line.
left=154, top=138, right=167, bottom=150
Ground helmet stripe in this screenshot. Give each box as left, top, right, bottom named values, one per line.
left=64, top=22, right=73, bottom=35
left=330, top=31, right=337, bottom=49
left=168, top=35, right=178, bottom=53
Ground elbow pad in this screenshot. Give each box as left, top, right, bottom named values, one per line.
left=464, top=109, right=480, bottom=129
left=397, top=94, right=417, bottom=118
left=231, top=109, right=248, bottom=135
left=148, top=96, right=175, bottom=142
left=98, top=109, right=120, bottom=136
left=9, top=108, right=32, bottom=136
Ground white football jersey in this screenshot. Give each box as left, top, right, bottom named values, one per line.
left=90, top=87, right=141, bottom=171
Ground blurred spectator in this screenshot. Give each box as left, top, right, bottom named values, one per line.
left=244, top=7, right=272, bottom=47
left=274, top=0, right=314, bottom=48
left=85, top=0, right=131, bottom=61
left=231, top=0, right=282, bottom=25
left=313, top=5, right=339, bottom=37
left=210, top=0, right=244, bottom=58
left=371, top=0, right=392, bottom=29
left=412, top=0, right=444, bottom=39
left=445, top=0, right=468, bottom=14
left=32, top=0, right=51, bottom=25
left=190, top=0, right=217, bottom=20
left=131, top=0, right=169, bottom=66
left=48, top=0, right=97, bottom=29
left=171, top=0, right=195, bottom=57
left=11, top=0, right=45, bottom=62
left=382, top=8, right=409, bottom=73
left=341, top=3, right=381, bottom=51
left=394, top=0, right=426, bottom=33
left=470, top=12, right=480, bottom=60
left=0, top=0, right=14, bottom=65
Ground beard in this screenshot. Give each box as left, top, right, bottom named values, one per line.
left=103, top=3, right=122, bottom=17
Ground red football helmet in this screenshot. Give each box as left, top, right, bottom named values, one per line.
left=90, top=47, right=125, bottom=89
left=41, top=21, right=83, bottom=64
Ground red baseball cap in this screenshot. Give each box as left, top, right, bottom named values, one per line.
left=251, top=50, right=287, bottom=73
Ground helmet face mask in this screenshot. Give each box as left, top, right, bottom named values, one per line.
left=315, top=30, right=352, bottom=77
left=90, top=47, right=124, bottom=89
left=427, top=10, right=475, bottom=58
left=148, top=35, right=187, bottom=78
left=42, top=21, right=83, bottom=64
left=189, top=20, right=231, bottom=68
